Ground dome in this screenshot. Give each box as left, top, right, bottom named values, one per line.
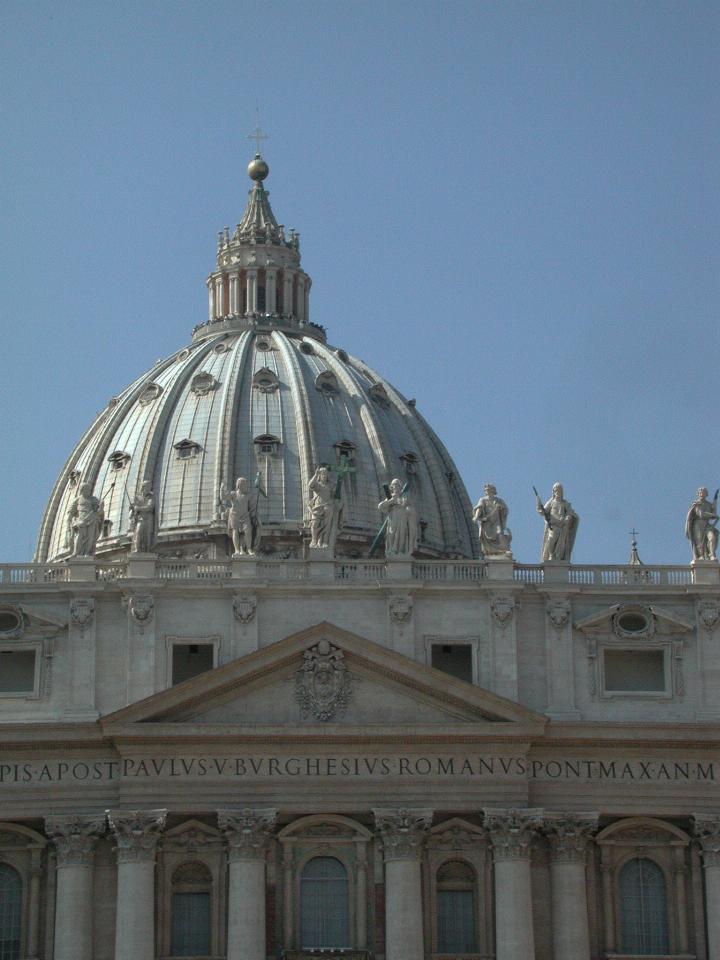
left=36, top=158, right=477, bottom=563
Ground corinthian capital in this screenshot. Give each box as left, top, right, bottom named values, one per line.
left=218, top=808, right=277, bottom=862
left=483, top=808, right=543, bottom=861
left=107, top=809, right=167, bottom=863
left=693, top=814, right=720, bottom=867
left=45, top=814, right=105, bottom=867
left=373, top=808, right=433, bottom=861
left=542, top=812, right=598, bottom=862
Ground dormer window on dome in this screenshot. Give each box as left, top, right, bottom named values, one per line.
left=334, top=440, right=357, bottom=466
left=369, top=383, right=391, bottom=409
left=174, top=440, right=202, bottom=461
left=400, top=451, right=420, bottom=475
left=253, top=368, right=280, bottom=393
left=254, top=434, right=281, bottom=456
left=315, top=371, right=339, bottom=395
left=108, top=451, right=131, bottom=471
left=138, top=382, right=163, bottom=406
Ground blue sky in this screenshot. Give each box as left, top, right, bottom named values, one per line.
left=1, top=0, right=718, bottom=563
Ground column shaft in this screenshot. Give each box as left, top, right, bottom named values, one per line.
left=495, top=858, right=535, bottom=960
left=550, top=860, right=590, bottom=960
left=55, top=864, right=94, bottom=960
left=115, top=859, right=156, bottom=960
left=705, top=864, right=720, bottom=960
left=228, top=858, right=266, bottom=960
left=385, top=858, right=423, bottom=960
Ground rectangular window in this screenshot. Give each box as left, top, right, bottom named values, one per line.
left=431, top=644, right=474, bottom=683
left=171, top=644, right=215, bottom=685
left=0, top=650, right=37, bottom=694
left=604, top=649, right=666, bottom=693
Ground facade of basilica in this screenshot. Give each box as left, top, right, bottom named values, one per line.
left=1, top=152, right=719, bottom=960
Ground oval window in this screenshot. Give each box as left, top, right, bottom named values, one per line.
left=617, top=612, right=648, bottom=633
left=0, top=609, right=21, bottom=634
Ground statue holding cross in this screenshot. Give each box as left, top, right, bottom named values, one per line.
left=308, top=460, right=353, bottom=550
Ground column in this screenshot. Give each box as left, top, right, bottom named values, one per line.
left=229, top=272, right=240, bottom=315
left=218, top=808, right=277, bottom=960
left=27, top=848, right=43, bottom=959
left=283, top=270, right=294, bottom=317
left=484, top=808, right=542, bottom=960
left=374, top=808, right=432, bottom=960
left=304, top=277, right=311, bottom=321
left=355, top=841, right=368, bottom=950
left=46, top=815, right=105, bottom=960
left=693, top=814, right=720, bottom=959
left=296, top=276, right=306, bottom=321
left=208, top=279, right=215, bottom=322
left=108, top=809, right=167, bottom=960
left=265, top=269, right=277, bottom=313
left=214, top=276, right=224, bottom=318
left=246, top=269, right=257, bottom=315
left=543, top=813, right=598, bottom=960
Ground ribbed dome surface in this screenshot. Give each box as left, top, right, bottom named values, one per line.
left=37, top=329, right=478, bottom=561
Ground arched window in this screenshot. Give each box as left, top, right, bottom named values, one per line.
left=170, top=861, right=212, bottom=957
left=0, top=863, right=22, bottom=960
left=300, top=856, right=350, bottom=949
left=618, top=857, right=669, bottom=955
left=437, top=860, right=477, bottom=954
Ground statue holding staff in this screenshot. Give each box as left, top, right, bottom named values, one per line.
left=129, top=480, right=155, bottom=553
left=377, top=478, right=418, bottom=559
left=66, top=483, right=104, bottom=557
left=308, top=464, right=345, bottom=549
left=685, top=487, right=719, bottom=562
left=534, top=483, right=579, bottom=562
left=219, top=476, right=262, bottom=556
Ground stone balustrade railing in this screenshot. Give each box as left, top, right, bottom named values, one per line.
left=0, top=558, right=716, bottom=587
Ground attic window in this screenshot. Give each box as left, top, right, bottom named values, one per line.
left=334, top=440, right=357, bottom=466
left=174, top=439, right=202, bottom=460
left=190, top=372, right=219, bottom=396
left=603, top=649, right=667, bottom=694
left=254, top=434, right=281, bottom=456
left=400, top=451, right=420, bottom=475
left=255, top=338, right=272, bottom=352
left=431, top=643, right=474, bottom=684
left=108, top=450, right=131, bottom=471
left=253, top=367, right=280, bottom=393
left=300, top=341, right=315, bottom=355
left=336, top=349, right=349, bottom=363
left=138, top=382, right=163, bottom=406
left=315, top=371, right=339, bottom=395
left=369, top=383, right=390, bottom=408
left=0, top=650, right=37, bottom=695
left=171, top=643, right=215, bottom=685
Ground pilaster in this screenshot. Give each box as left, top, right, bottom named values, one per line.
left=693, top=814, right=720, bottom=960
left=544, top=597, right=580, bottom=718
left=489, top=594, right=519, bottom=701
left=65, top=596, right=98, bottom=719
left=126, top=592, right=156, bottom=702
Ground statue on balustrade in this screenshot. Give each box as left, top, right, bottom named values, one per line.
left=473, top=483, right=513, bottom=557
left=535, top=482, right=579, bottom=562
left=377, top=478, right=418, bottom=559
left=219, top=477, right=262, bottom=556
left=308, top=465, right=345, bottom=550
left=685, top=487, right=719, bottom=562
left=66, top=483, right=104, bottom=557
left=129, top=480, right=155, bottom=553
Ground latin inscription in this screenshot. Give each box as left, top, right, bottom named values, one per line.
left=0, top=755, right=714, bottom=785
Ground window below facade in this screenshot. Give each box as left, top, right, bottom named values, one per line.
left=0, top=651, right=37, bottom=695
left=618, top=857, right=669, bottom=955
left=300, top=856, right=350, bottom=949
left=170, top=862, right=212, bottom=957
left=436, top=860, right=477, bottom=954
left=431, top=644, right=474, bottom=684
left=603, top=649, right=666, bottom=693
left=0, top=862, right=22, bottom=960
left=171, top=644, right=215, bottom=685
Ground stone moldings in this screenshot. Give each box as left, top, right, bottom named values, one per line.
left=295, top=640, right=352, bottom=721
left=374, top=808, right=433, bottom=861
left=128, top=594, right=154, bottom=627
left=45, top=815, right=105, bottom=867
left=233, top=596, right=257, bottom=624
left=70, top=598, right=94, bottom=629
left=491, top=595, right=515, bottom=626
left=693, top=813, right=720, bottom=867
left=107, top=809, right=167, bottom=863
left=218, top=808, right=277, bottom=862
left=546, top=599, right=571, bottom=629
left=389, top=594, right=413, bottom=625
left=542, top=812, right=598, bottom=862
left=483, top=808, right=543, bottom=860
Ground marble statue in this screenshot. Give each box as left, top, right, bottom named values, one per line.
left=535, top=483, right=579, bottom=562
left=378, top=478, right=418, bottom=559
left=308, top=465, right=343, bottom=549
left=66, top=483, right=104, bottom=557
left=473, top=484, right=513, bottom=557
left=686, top=487, right=719, bottom=562
left=129, top=480, right=155, bottom=553
left=219, top=477, right=261, bottom=556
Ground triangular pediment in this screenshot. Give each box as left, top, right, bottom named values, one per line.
left=576, top=603, right=693, bottom=634
left=101, top=622, right=546, bottom=731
